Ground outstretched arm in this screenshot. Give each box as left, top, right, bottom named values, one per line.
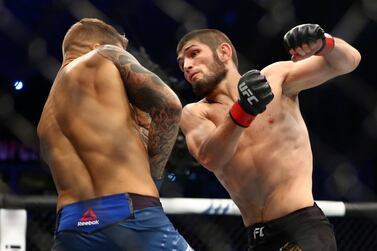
left=97, top=45, right=181, bottom=179
left=279, top=24, right=361, bottom=96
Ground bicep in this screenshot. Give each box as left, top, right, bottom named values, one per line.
left=180, top=107, right=216, bottom=159
left=272, top=57, right=336, bottom=96
left=121, top=61, right=174, bottom=111
left=97, top=45, right=178, bottom=112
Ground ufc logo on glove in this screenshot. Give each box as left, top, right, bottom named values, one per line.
left=239, top=81, right=259, bottom=105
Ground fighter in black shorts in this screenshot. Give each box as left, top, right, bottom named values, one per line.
left=247, top=203, right=336, bottom=250
left=176, top=23, right=360, bottom=250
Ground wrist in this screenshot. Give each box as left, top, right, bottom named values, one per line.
left=229, top=102, right=255, bottom=127
left=315, top=33, right=335, bottom=56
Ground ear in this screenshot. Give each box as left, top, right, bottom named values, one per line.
left=217, top=43, right=232, bottom=62
left=91, top=43, right=101, bottom=50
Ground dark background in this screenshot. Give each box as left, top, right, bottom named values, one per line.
left=0, top=0, right=376, bottom=202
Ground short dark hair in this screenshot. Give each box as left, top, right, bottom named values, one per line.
left=62, top=18, right=128, bottom=55
left=177, top=29, right=238, bottom=67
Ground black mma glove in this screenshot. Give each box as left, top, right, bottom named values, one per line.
left=283, top=24, right=335, bottom=57
left=229, top=70, right=274, bottom=127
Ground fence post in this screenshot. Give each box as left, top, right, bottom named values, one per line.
left=0, top=209, right=27, bottom=251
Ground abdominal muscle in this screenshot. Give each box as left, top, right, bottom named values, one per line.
left=213, top=116, right=315, bottom=226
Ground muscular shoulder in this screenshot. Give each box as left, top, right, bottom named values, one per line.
left=64, top=45, right=135, bottom=75
left=182, top=102, right=203, bottom=120
left=63, top=49, right=113, bottom=75
left=181, top=102, right=207, bottom=130
left=261, top=61, right=295, bottom=95
left=95, top=45, right=138, bottom=66
left=261, top=61, right=292, bottom=80
left=181, top=100, right=227, bottom=132
left=182, top=100, right=214, bottom=119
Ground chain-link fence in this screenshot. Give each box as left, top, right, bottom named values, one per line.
left=18, top=200, right=377, bottom=251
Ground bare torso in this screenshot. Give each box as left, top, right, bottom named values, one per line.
left=188, top=69, right=314, bottom=226
left=37, top=50, right=158, bottom=211
left=180, top=36, right=360, bottom=227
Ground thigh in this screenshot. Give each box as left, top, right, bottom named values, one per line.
left=123, top=225, right=192, bottom=250
left=52, top=231, right=120, bottom=251
left=293, top=222, right=337, bottom=251
left=248, top=223, right=336, bottom=251
left=53, top=223, right=193, bottom=251
left=111, top=216, right=194, bottom=251
left=52, top=207, right=194, bottom=251
left=92, top=206, right=194, bottom=251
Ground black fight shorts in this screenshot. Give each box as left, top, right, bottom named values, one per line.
left=247, top=203, right=337, bottom=251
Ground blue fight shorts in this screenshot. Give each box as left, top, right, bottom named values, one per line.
left=52, top=193, right=194, bottom=251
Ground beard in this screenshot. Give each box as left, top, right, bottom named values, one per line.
left=192, top=55, right=227, bottom=99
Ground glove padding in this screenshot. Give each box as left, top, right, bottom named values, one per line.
left=283, top=24, right=334, bottom=60
left=229, top=70, right=274, bottom=127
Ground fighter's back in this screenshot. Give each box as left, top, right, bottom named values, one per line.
left=38, top=50, right=158, bottom=210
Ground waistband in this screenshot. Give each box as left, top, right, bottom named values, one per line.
left=128, top=193, right=162, bottom=210
left=57, top=193, right=162, bottom=213
left=56, top=193, right=161, bottom=234
left=247, top=203, right=325, bottom=232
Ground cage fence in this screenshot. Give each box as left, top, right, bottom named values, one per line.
left=1, top=195, right=377, bottom=251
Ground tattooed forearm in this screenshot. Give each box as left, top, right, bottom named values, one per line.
left=97, top=44, right=182, bottom=178
left=134, top=88, right=182, bottom=178
left=132, top=106, right=151, bottom=149
left=139, top=127, right=149, bottom=149
left=130, top=63, right=151, bottom=74
left=97, top=45, right=166, bottom=100
left=119, top=54, right=133, bottom=65
left=148, top=106, right=181, bottom=179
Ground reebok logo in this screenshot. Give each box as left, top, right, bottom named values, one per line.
left=77, top=208, right=100, bottom=227
left=80, top=208, right=97, bottom=221
left=77, top=220, right=99, bottom=226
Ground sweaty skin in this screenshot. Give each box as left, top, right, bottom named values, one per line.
left=178, top=38, right=360, bottom=226
left=38, top=45, right=181, bottom=211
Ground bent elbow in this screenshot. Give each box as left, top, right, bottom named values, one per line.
left=154, top=91, right=182, bottom=123
left=196, top=149, right=222, bottom=172
left=342, top=49, right=362, bottom=74
left=197, top=154, right=216, bottom=172
left=169, top=97, right=183, bottom=114
left=351, top=50, right=361, bottom=71
left=166, top=97, right=182, bottom=122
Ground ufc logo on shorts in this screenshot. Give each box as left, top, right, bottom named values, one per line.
left=253, top=226, right=265, bottom=240
left=239, top=82, right=259, bottom=105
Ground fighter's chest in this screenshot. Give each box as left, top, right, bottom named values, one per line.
left=206, top=103, right=276, bottom=137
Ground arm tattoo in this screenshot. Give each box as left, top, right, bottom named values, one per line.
left=97, top=45, right=181, bottom=179
left=148, top=106, right=181, bottom=179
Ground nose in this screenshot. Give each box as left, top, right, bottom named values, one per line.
left=183, top=58, right=193, bottom=72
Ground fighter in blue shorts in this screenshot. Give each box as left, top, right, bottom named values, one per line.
left=53, top=193, right=192, bottom=250
left=38, top=18, right=193, bottom=250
